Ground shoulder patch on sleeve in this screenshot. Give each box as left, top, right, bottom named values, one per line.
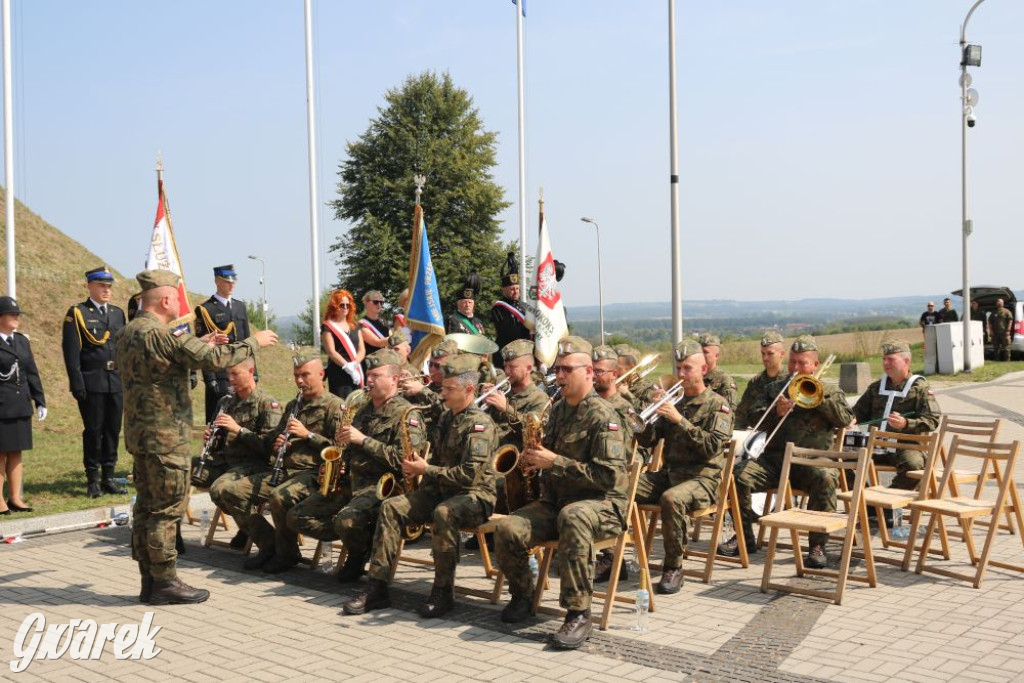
left=172, top=328, right=186, bottom=337
left=720, top=404, right=731, bottom=413
left=408, top=418, right=420, bottom=427
left=271, top=401, right=280, bottom=409
left=608, top=422, right=619, bottom=431
left=473, top=424, right=486, bottom=432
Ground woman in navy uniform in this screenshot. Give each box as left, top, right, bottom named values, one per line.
left=0, top=296, right=46, bottom=514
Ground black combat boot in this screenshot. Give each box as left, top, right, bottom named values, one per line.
left=342, top=579, right=391, bottom=615
left=418, top=585, right=455, bottom=618
left=657, top=566, right=685, bottom=594
left=335, top=549, right=368, bottom=583
left=149, top=577, right=210, bottom=605
left=139, top=576, right=154, bottom=604
left=594, top=549, right=628, bottom=583
left=262, top=552, right=301, bottom=574
left=86, top=471, right=102, bottom=499
left=805, top=544, right=828, bottom=569
left=718, top=522, right=757, bottom=557
left=229, top=530, right=248, bottom=550
left=101, top=467, right=126, bottom=495
left=175, top=521, right=186, bottom=555
left=552, top=609, right=593, bottom=650
left=500, top=592, right=533, bottom=624
left=243, top=544, right=276, bottom=571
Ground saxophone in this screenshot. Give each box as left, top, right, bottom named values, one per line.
left=377, top=405, right=428, bottom=500
left=518, top=405, right=547, bottom=504
left=318, top=401, right=359, bottom=497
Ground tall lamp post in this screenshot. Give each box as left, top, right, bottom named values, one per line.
left=579, top=217, right=605, bottom=342
left=960, top=0, right=986, bottom=372
left=248, top=255, right=268, bottom=329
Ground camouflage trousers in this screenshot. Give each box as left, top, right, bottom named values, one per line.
left=873, top=448, right=925, bottom=490
left=635, top=471, right=717, bottom=568
left=188, top=455, right=229, bottom=490
left=993, top=330, right=1012, bottom=361
left=494, top=499, right=624, bottom=611
left=208, top=462, right=273, bottom=542
left=368, top=488, right=489, bottom=588
left=131, top=448, right=189, bottom=581
left=735, top=452, right=838, bottom=547
left=287, top=482, right=383, bottom=552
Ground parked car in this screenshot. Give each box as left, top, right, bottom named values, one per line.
left=952, top=286, right=1023, bottom=360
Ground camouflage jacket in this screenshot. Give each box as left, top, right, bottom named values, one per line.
left=990, top=308, right=1013, bottom=335
left=704, top=367, right=738, bottom=411
left=349, top=394, right=426, bottom=492
left=852, top=375, right=940, bottom=435
left=423, top=404, right=497, bottom=506
left=209, top=386, right=283, bottom=466
left=760, top=379, right=852, bottom=458
left=487, top=381, right=551, bottom=447
left=621, top=376, right=659, bottom=413
left=542, top=390, right=629, bottom=517
left=735, top=369, right=787, bottom=430
left=638, top=387, right=732, bottom=484
left=115, top=311, right=257, bottom=455
left=265, top=392, right=345, bottom=471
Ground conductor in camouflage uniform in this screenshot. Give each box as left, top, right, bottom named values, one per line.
left=494, top=336, right=629, bottom=650
left=852, top=339, right=941, bottom=490
left=61, top=266, right=128, bottom=498
left=735, top=330, right=787, bottom=430
left=699, top=333, right=738, bottom=411
left=115, top=269, right=277, bottom=605
left=720, top=335, right=852, bottom=569
left=343, top=353, right=498, bottom=619
left=194, top=265, right=254, bottom=422
left=635, top=340, right=733, bottom=594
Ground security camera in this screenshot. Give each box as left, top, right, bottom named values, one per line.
left=967, top=113, right=977, bottom=127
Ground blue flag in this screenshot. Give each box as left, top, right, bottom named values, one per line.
left=512, top=0, right=525, bottom=17
left=406, top=204, right=445, bottom=363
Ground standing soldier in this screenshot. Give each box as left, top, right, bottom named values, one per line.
left=698, top=333, right=737, bottom=411
left=446, top=273, right=488, bottom=336
left=493, top=336, right=629, bottom=650
left=490, top=253, right=531, bottom=368
left=735, top=331, right=787, bottom=430
left=990, top=298, right=1014, bottom=361
left=61, top=266, right=127, bottom=498
left=194, top=265, right=253, bottom=422
left=115, top=269, right=277, bottom=605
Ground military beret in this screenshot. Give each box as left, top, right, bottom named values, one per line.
left=388, top=330, right=409, bottom=348
left=674, top=340, right=703, bottom=361
left=501, top=339, right=534, bottom=361
left=213, top=264, right=237, bottom=282
left=698, top=333, right=721, bottom=347
left=135, top=269, right=180, bottom=292
left=86, top=266, right=114, bottom=283
left=442, top=353, right=482, bottom=378
left=761, top=330, right=784, bottom=347
left=557, top=335, right=592, bottom=357
left=791, top=335, right=819, bottom=352
left=592, top=344, right=618, bottom=362
left=614, top=344, right=641, bottom=362
left=366, top=348, right=403, bottom=369
left=881, top=339, right=911, bottom=355
left=431, top=339, right=459, bottom=359
left=291, top=347, right=322, bottom=368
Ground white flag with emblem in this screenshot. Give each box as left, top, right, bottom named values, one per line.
left=524, top=207, right=568, bottom=367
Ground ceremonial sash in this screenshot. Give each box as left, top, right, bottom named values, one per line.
left=878, top=374, right=921, bottom=432
left=198, top=304, right=236, bottom=337
left=326, top=321, right=363, bottom=387
left=358, top=318, right=387, bottom=340
left=493, top=300, right=526, bottom=324
left=72, top=307, right=110, bottom=346
left=456, top=313, right=481, bottom=335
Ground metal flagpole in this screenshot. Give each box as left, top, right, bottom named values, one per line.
left=667, top=0, right=682, bottom=346
left=304, top=0, right=322, bottom=328
left=3, top=0, right=15, bottom=298
left=515, top=0, right=527, bottom=288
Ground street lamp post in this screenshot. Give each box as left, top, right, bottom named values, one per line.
left=248, top=255, right=268, bottom=330
left=579, top=217, right=605, bottom=342
left=960, top=0, right=986, bottom=372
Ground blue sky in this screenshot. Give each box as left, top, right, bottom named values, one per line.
left=3, top=1, right=1022, bottom=317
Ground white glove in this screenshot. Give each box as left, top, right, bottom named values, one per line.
left=37, top=406, right=48, bottom=421
left=342, top=361, right=362, bottom=382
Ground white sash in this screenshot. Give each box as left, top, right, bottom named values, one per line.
left=358, top=318, right=387, bottom=340
left=493, top=299, right=526, bottom=324
left=326, top=321, right=363, bottom=387
left=878, top=374, right=921, bottom=431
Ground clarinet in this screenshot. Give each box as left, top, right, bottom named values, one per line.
left=269, top=392, right=303, bottom=486
left=191, top=406, right=226, bottom=486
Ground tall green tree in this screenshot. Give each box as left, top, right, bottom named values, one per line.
left=330, top=71, right=511, bottom=312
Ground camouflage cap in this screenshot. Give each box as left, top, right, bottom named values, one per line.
left=431, top=338, right=459, bottom=359
left=614, top=344, right=641, bottom=363
left=791, top=335, right=819, bottom=352
left=136, top=269, right=180, bottom=291
left=556, top=335, right=592, bottom=357
left=291, top=347, right=323, bottom=368
left=674, top=340, right=703, bottom=361
left=366, top=348, right=403, bottom=369
left=761, top=330, right=784, bottom=347
left=441, top=352, right=483, bottom=378
left=881, top=339, right=911, bottom=356
left=698, top=333, right=721, bottom=347
left=388, top=330, right=409, bottom=348
left=501, top=339, right=534, bottom=362
left=592, top=344, right=618, bottom=362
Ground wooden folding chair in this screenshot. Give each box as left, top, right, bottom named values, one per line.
left=901, top=437, right=1022, bottom=588
left=201, top=505, right=237, bottom=549
left=388, top=518, right=503, bottom=602
left=760, top=443, right=876, bottom=605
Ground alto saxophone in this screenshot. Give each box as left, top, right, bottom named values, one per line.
left=376, top=405, right=428, bottom=500
left=318, top=401, right=359, bottom=497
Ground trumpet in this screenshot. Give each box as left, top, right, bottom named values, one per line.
left=625, top=380, right=685, bottom=432
left=475, top=377, right=511, bottom=407
left=615, top=353, right=660, bottom=387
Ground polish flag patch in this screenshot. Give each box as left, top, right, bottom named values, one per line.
left=271, top=402, right=280, bottom=409
left=408, top=418, right=420, bottom=427
left=608, top=422, right=619, bottom=431
left=720, top=405, right=731, bottom=413
left=474, top=424, right=486, bottom=432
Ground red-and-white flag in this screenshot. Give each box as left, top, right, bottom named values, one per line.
left=525, top=203, right=568, bottom=367
left=146, top=177, right=193, bottom=327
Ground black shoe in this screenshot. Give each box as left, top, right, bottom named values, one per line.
left=87, top=473, right=102, bottom=499
left=718, top=528, right=757, bottom=558
left=149, top=577, right=210, bottom=605
left=336, top=551, right=368, bottom=583
left=418, top=585, right=454, bottom=619
left=656, top=567, right=684, bottom=595
left=594, top=552, right=628, bottom=584
left=139, top=576, right=154, bottom=604
left=6, top=500, right=33, bottom=513
left=243, top=545, right=276, bottom=571
left=501, top=595, right=533, bottom=623
left=229, top=530, right=248, bottom=550
left=0, top=510, right=10, bottom=516
left=175, top=524, right=186, bottom=555
left=101, top=471, right=126, bottom=495
left=342, top=579, right=391, bottom=615
left=552, top=610, right=592, bottom=650
left=805, top=544, right=828, bottom=569
left=262, top=553, right=301, bottom=574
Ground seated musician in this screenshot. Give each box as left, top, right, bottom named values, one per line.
left=720, top=335, right=853, bottom=569
left=218, top=351, right=345, bottom=573
left=202, top=357, right=283, bottom=549
left=493, top=336, right=629, bottom=650
left=343, top=352, right=498, bottom=619
left=386, top=329, right=419, bottom=378
left=633, top=340, right=732, bottom=593
left=285, top=349, right=426, bottom=580
left=698, top=333, right=738, bottom=411
left=735, top=331, right=787, bottom=430
left=614, top=344, right=659, bottom=411
left=851, top=339, right=940, bottom=490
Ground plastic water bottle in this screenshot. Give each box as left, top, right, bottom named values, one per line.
left=633, top=588, right=650, bottom=632
left=199, top=510, right=211, bottom=535
left=528, top=553, right=539, bottom=583
left=319, top=546, right=335, bottom=574
left=891, top=508, right=910, bottom=540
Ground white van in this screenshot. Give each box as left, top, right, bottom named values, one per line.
left=952, top=286, right=1023, bottom=360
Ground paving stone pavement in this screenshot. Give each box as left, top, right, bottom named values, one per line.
left=2, top=371, right=1024, bottom=681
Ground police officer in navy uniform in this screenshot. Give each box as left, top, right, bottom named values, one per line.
left=61, top=266, right=127, bottom=498
left=490, top=253, right=531, bottom=369
left=194, top=265, right=253, bottom=422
